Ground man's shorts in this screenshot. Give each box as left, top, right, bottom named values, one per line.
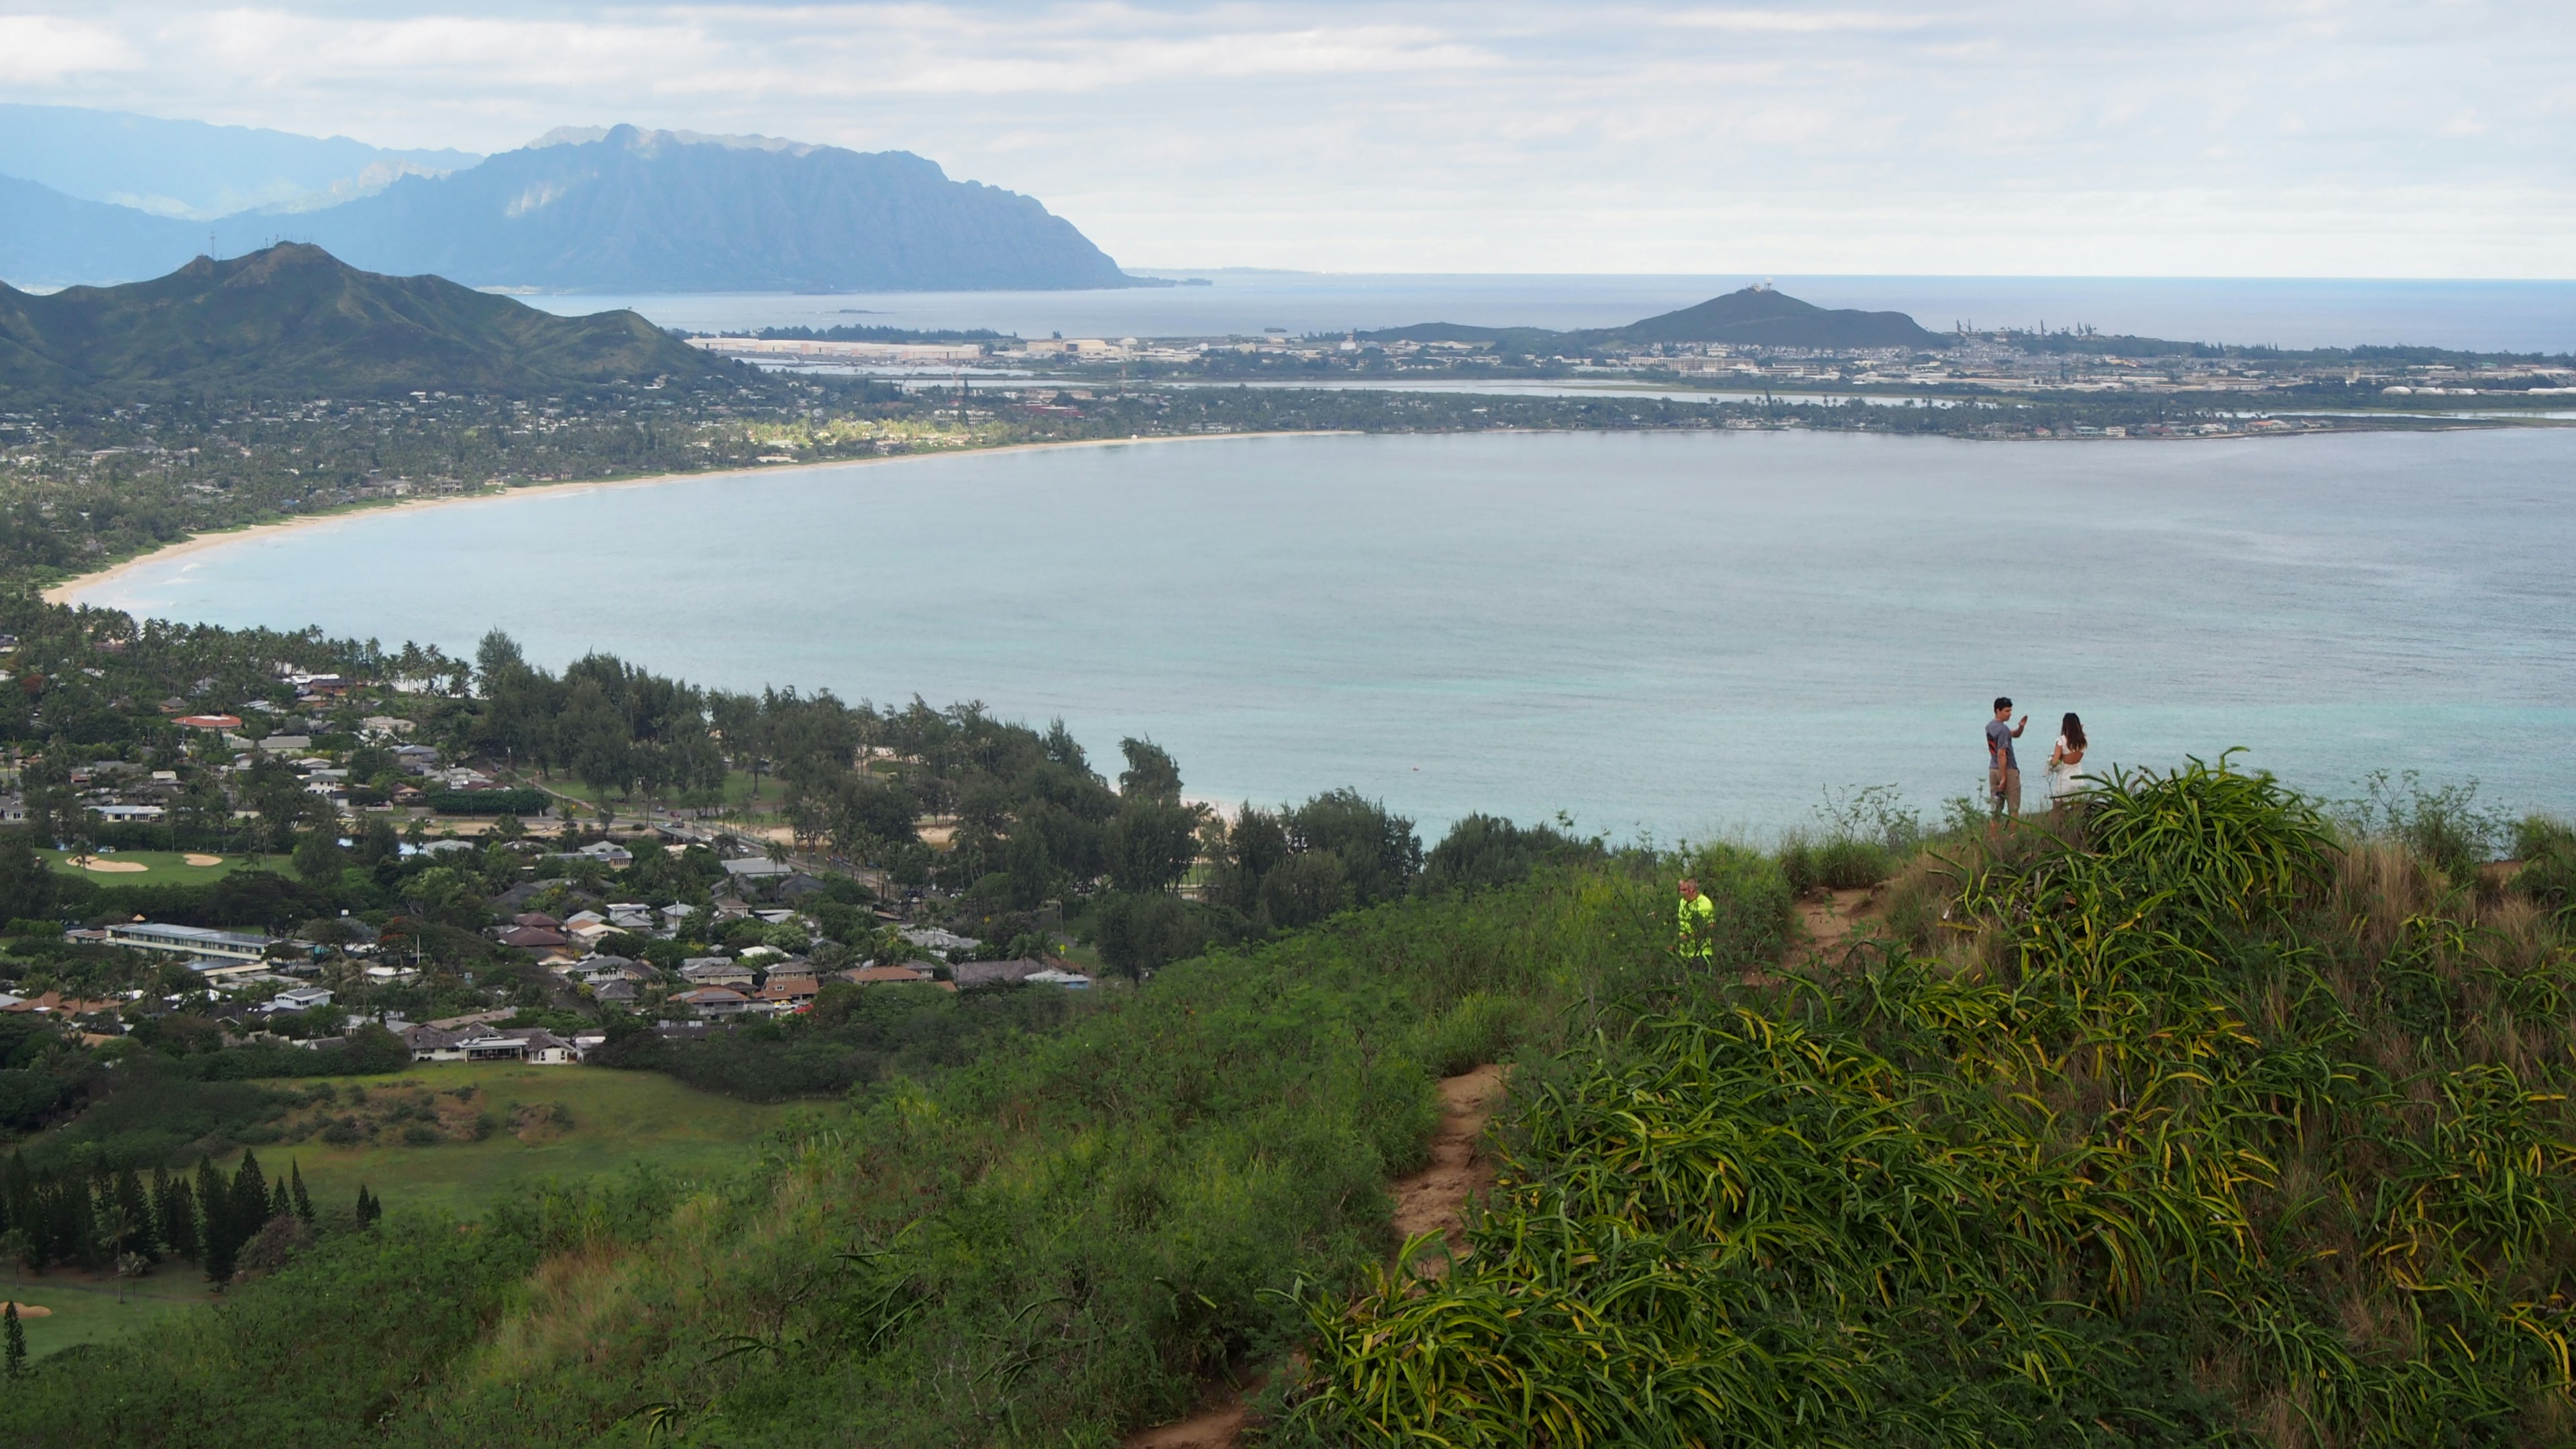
left=1989, top=766, right=2022, bottom=816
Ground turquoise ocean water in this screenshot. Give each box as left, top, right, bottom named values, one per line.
left=68, top=429, right=2576, bottom=841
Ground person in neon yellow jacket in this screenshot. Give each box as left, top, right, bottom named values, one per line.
left=1676, top=877, right=1715, bottom=961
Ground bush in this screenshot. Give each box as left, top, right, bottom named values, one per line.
left=2514, top=815, right=2576, bottom=908
left=1420, top=814, right=1601, bottom=896
left=2512, top=814, right=2576, bottom=863
left=1778, top=831, right=1895, bottom=892
left=1681, top=841, right=1793, bottom=961
left=182, top=1025, right=409, bottom=1082
left=1778, top=786, right=1923, bottom=893
left=1413, top=991, right=1519, bottom=1077
left=2337, top=769, right=2501, bottom=880
left=1083, top=890, right=1217, bottom=977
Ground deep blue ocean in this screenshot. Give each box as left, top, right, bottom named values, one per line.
left=525, top=273, right=2576, bottom=354
left=69, top=428, right=2576, bottom=842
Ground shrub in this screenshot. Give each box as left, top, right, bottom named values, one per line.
left=1779, top=831, right=1894, bottom=892
left=2336, top=768, right=2502, bottom=880
left=1420, top=814, right=1601, bottom=896
left=1681, top=841, right=1792, bottom=961
left=2514, top=815, right=2576, bottom=908
left=1413, top=991, right=1519, bottom=1077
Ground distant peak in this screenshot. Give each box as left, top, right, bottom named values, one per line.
left=527, top=124, right=818, bottom=157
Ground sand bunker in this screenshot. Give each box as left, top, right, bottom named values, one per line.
left=73, top=856, right=149, bottom=873
left=0, top=1301, right=51, bottom=1317
left=184, top=853, right=224, bottom=867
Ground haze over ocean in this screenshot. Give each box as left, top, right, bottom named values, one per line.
left=528, top=274, right=2576, bottom=355
left=72, top=428, right=2576, bottom=841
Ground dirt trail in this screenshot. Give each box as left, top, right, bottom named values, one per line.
left=1125, top=1373, right=1262, bottom=1449
left=1388, top=1063, right=1509, bottom=1274
left=1123, top=1063, right=1509, bottom=1448
left=1794, top=885, right=1882, bottom=960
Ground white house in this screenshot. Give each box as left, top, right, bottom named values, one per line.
left=268, top=985, right=335, bottom=1013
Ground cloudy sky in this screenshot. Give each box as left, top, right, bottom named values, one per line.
left=2, top=1, right=2569, bottom=276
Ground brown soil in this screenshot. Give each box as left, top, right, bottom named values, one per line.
left=1124, top=1372, right=1265, bottom=1449
left=1791, top=885, right=1883, bottom=965
left=1388, top=1063, right=1509, bottom=1276
left=1122, top=1063, right=1509, bottom=1448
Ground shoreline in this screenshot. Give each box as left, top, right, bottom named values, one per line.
left=43, top=430, right=1342, bottom=606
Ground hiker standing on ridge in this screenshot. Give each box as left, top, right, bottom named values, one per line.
left=1988, top=696, right=2029, bottom=820
left=1677, top=877, right=1715, bottom=963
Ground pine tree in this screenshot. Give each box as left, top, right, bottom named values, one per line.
left=288, top=1163, right=315, bottom=1227
left=63, top=1171, right=99, bottom=1270
left=0, top=1150, right=24, bottom=1241
left=112, top=1167, right=158, bottom=1263
left=231, top=1150, right=268, bottom=1234
left=355, top=1184, right=381, bottom=1226
left=197, top=1157, right=236, bottom=1285
left=3, top=1299, right=23, bottom=1378
left=160, top=1169, right=200, bottom=1261
left=269, top=1177, right=290, bottom=1223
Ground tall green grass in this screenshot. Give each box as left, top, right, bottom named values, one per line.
left=0, top=863, right=1740, bottom=1448
left=1776, top=784, right=1927, bottom=893
left=1288, top=758, right=2576, bottom=1446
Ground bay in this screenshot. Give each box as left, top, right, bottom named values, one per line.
left=65, top=429, right=2576, bottom=841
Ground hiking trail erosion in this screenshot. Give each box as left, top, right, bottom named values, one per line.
left=1124, top=1063, right=1509, bottom=1448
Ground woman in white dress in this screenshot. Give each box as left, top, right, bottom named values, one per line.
left=2046, top=712, right=2088, bottom=808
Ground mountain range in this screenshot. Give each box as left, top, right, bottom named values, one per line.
left=1364, top=286, right=1943, bottom=350
left=0, top=113, right=1141, bottom=294
left=0, top=244, right=735, bottom=400
left=0, top=103, right=476, bottom=220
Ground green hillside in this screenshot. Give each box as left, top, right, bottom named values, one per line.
left=3, top=762, right=2570, bottom=1445
left=1591, top=284, right=1942, bottom=348
left=0, top=243, right=737, bottom=400
left=1360, top=285, right=1943, bottom=354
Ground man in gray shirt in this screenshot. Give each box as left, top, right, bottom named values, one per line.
left=1987, top=696, right=2028, bottom=820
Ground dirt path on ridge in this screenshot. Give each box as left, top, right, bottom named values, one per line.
left=1792, top=885, right=1882, bottom=965
left=1123, top=1063, right=1510, bottom=1449
left=1387, top=1063, right=1509, bottom=1274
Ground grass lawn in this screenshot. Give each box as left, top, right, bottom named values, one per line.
left=223, top=1062, right=804, bottom=1222
left=0, top=1262, right=220, bottom=1362
left=0, top=1067, right=797, bottom=1360
left=43, top=847, right=253, bottom=885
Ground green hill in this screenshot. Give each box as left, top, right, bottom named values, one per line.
left=5, top=762, right=2571, bottom=1446
left=1591, top=283, right=1941, bottom=348
left=0, top=243, right=737, bottom=400
left=1362, top=285, right=1943, bottom=354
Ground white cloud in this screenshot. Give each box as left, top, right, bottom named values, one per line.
left=2, top=1, right=2569, bottom=275
left=0, top=15, right=142, bottom=81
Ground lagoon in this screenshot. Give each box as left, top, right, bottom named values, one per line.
left=65, top=429, right=2576, bottom=840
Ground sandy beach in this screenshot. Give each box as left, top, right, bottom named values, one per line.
left=44, top=430, right=1338, bottom=606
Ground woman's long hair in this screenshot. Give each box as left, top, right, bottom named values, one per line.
left=2061, top=712, right=2086, bottom=751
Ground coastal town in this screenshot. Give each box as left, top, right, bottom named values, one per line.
left=0, top=633, right=1105, bottom=1086
left=688, top=318, right=2576, bottom=406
